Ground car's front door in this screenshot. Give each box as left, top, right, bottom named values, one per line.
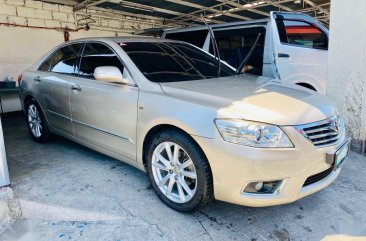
left=270, top=12, right=329, bottom=93
left=37, top=43, right=83, bottom=136
left=70, top=42, right=138, bottom=161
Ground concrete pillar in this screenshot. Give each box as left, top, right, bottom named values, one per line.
left=327, top=0, right=366, bottom=153
left=0, top=116, right=10, bottom=187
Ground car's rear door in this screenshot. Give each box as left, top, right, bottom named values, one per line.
left=270, top=12, right=329, bottom=93
left=36, top=43, right=83, bottom=135
left=69, top=42, right=138, bottom=161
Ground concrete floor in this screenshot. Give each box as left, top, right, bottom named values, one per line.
left=0, top=112, right=365, bottom=241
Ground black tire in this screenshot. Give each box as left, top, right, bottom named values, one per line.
left=25, top=99, right=52, bottom=143
left=146, top=129, right=213, bottom=212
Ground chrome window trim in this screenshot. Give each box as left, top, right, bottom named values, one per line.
left=48, top=110, right=134, bottom=144
left=72, top=119, right=135, bottom=144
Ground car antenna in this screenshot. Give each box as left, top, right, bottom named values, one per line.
left=236, top=33, right=262, bottom=75
left=200, top=14, right=221, bottom=77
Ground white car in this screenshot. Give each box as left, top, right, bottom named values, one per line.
left=159, top=12, right=329, bottom=94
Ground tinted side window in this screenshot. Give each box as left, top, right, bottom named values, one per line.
left=120, top=42, right=235, bottom=83
left=79, top=43, right=124, bottom=79
left=212, top=27, right=266, bottom=75
left=48, top=44, right=82, bottom=75
left=276, top=20, right=328, bottom=49
left=165, top=30, right=208, bottom=48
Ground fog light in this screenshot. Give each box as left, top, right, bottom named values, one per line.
left=244, top=180, right=282, bottom=194
left=254, top=182, right=263, bottom=191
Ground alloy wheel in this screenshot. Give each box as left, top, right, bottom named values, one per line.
left=27, top=104, right=42, bottom=138
left=151, top=142, right=197, bottom=203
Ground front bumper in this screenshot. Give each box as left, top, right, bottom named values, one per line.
left=192, top=126, right=348, bottom=207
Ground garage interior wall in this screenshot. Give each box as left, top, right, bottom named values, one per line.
left=0, top=0, right=168, bottom=87
left=328, top=0, right=366, bottom=154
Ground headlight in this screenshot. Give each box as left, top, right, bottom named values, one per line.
left=215, top=119, right=293, bottom=148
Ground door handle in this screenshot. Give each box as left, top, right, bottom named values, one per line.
left=70, top=84, right=81, bottom=92
left=278, top=53, right=290, bottom=58
left=34, top=76, right=41, bottom=82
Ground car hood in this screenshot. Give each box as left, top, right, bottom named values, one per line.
left=159, top=75, right=338, bottom=126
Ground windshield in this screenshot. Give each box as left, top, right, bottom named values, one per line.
left=119, top=41, right=236, bottom=83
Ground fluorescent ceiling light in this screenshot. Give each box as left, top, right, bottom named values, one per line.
left=120, top=4, right=154, bottom=12
left=243, top=1, right=266, bottom=8
left=228, top=7, right=239, bottom=12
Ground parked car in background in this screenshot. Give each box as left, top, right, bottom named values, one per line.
left=19, top=37, right=348, bottom=212
left=159, top=12, right=329, bottom=94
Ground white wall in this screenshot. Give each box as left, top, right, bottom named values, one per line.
left=0, top=26, right=120, bottom=83
left=0, top=0, right=172, bottom=112
left=328, top=0, right=366, bottom=153
left=0, top=0, right=170, bottom=83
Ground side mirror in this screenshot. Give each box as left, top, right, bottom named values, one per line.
left=94, top=66, right=129, bottom=84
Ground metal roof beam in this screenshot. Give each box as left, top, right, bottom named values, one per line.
left=74, top=0, right=108, bottom=11
left=303, top=0, right=330, bottom=15
left=74, top=0, right=207, bottom=25
left=171, top=2, right=228, bottom=23
left=208, top=0, right=294, bottom=18
left=266, top=0, right=293, bottom=11
left=217, top=0, right=270, bottom=17
left=165, top=0, right=251, bottom=21
left=41, top=0, right=78, bottom=6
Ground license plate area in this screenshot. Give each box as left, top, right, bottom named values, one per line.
left=328, top=140, right=350, bottom=169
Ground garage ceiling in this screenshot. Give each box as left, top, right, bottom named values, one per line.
left=42, top=0, right=331, bottom=26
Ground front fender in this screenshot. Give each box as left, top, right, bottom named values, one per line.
left=136, top=91, right=219, bottom=164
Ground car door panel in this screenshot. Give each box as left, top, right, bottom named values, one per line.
left=70, top=42, right=138, bottom=160
left=39, top=74, right=73, bottom=134
left=70, top=80, right=138, bottom=160
left=270, top=12, right=329, bottom=93
left=36, top=43, right=82, bottom=135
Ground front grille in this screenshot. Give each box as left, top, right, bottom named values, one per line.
left=296, top=116, right=344, bottom=147
left=303, top=167, right=333, bottom=187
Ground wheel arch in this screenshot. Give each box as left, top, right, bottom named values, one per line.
left=23, top=94, right=51, bottom=127
left=295, top=82, right=317, bottom=91
left=23, top=94, right=36, bottom=107
left=141, top=124, right=211, bottom=173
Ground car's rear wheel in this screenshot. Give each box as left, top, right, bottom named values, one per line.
left=146, top=129, right=213, bottom=212
left=26, top=100, right=51, bottom=143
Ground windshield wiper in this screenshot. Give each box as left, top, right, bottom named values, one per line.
left=236, top=33, right=262, bottom=75
left=201, top=14, right=221, bottom=77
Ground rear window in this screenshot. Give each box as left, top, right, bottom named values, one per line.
left=119, top=42, right=236, bottom=83
left=39, top=44, right=82, bottom=74
left=276, top=20, right=328, bottom=49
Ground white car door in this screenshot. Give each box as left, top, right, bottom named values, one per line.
left=270, top=12, right=329, bottom=94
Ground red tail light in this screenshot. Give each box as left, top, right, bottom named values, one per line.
left=17, top=74, right=22, bottom=86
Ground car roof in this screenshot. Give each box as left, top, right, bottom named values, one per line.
left=163, top=18, right=270, bottom=34
left=66, top=36, right=182, bottom=44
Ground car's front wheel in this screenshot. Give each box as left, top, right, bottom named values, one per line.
left=146, top=129, right=213, bottom=212
left=25, top=100, right=51, bottom=143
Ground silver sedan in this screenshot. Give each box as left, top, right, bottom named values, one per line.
left=19, top=37, right=349, bottom=211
